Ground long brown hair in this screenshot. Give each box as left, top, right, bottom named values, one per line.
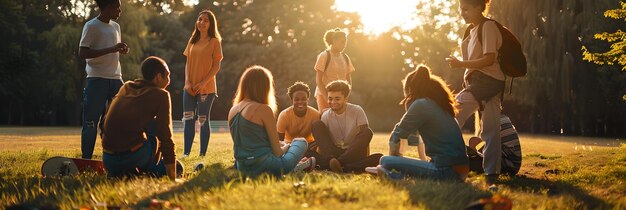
left=190, top=10, right=222, bottom=44
left=400, top=65, right=458, bottom=117
left=233, top=65, right=277, bottom=113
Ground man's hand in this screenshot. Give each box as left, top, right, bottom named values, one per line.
left=114, top=42, right=129, bottom=54
left=165, top=163, right=177, bottom=181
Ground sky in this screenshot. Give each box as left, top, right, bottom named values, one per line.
left=184, top=0, right=459, bottom=37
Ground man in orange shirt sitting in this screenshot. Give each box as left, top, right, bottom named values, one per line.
left=277, top=82, right=321, bottom=160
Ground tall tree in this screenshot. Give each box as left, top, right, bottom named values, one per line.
left=490, top=0, right=626, bottom=136
left=582, top=1, right=626, bottom=71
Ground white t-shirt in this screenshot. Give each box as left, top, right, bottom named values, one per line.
left=313, top=51, right=355, bottom=97
left=320, top=103, right=368, bottom=149
left=79, top=18, right=122, bottom=80
left=462, top=21, right=504, bottom=81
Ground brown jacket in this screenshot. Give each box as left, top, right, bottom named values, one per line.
left=102, top=79, right=176, bottom=164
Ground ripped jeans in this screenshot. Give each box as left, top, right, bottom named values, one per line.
left=81, top=78, right=123, bottom=159
left=182, top=91, right=216, bottom=156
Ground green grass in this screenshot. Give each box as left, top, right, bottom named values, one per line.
left=0, top=127, right=625, bottom=209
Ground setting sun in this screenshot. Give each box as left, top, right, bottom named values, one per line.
left=334, top=0, right=458, bottom=36
left=334, top=0, right=421, bottom=36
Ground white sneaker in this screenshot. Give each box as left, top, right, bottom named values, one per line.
left=365, top=166, right=379, bottom=174
left=293, top=157, right=316, bottom=173
left=193, top=163, right=204, bottom=172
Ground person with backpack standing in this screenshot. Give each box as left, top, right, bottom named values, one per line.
left=314, top=28, right=355, bottom=111
left=181, top=10, right=223, bottom=158
left=446, top=0, right=505, bottom=187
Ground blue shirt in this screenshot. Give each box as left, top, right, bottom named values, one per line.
left=390, top=98, right=468, bottom=167
left=229, top=112, right=272, bottom=161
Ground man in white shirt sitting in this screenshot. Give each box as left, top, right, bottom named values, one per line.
left=311, top=80, right=382, bottom=173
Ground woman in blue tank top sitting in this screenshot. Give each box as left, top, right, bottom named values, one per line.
left=228, top=65, right=315, bottom=177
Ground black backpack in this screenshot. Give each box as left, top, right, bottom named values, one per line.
left=463, top=19, right=527, bottom=78
left=323, top=50, right=351, bottom=71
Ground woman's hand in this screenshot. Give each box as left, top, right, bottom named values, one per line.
left=183, top=82, right=192, bottom=92
left=388, top=141, right=402, bottom=157
left=192, top=82, right=204, bottom=93
left=281, top=142, right=290, bottom=154
left=445, top=56, right=463, bottom=68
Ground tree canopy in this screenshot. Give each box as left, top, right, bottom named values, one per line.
left=0, top=0, right=624, bottom=137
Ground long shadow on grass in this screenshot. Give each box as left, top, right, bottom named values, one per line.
left=394, top=179, right=491, bottom=210
left=133, top=163, right=241, bottom=208
left=501, top=175, right=610, bottom=209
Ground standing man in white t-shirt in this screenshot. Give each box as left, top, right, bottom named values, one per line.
left=78, top=0, right=129, bottom=159
left=311, top=80, right=382, bottom=173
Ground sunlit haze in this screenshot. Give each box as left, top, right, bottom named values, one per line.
left=334, top=0, right=458, bottom=37
left=334, top=0, right=421, bottom=36
left=185, top=0, right=199, bottom=6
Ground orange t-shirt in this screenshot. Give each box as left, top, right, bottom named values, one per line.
left=277, top=106, right=320, bottom=143
left=183, top=38, right=223, bottom=95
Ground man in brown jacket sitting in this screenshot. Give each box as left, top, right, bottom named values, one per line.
left=101, top=56, right=178, bottom=180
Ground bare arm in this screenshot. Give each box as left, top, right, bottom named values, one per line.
left=165, top=163, right=176, bottom=180
left=227, top=104, right=238, bottom=123
left=259, top=106, right=285, bottom=157
left=316, top=70, right=326, bottom=96
left=183, top=65, right=194, bottom=94
left=446, top=53, right=496, bottom=70
left=347, top=73, right=352, bottom=84
left=79, top=46, right=116, bottom=59
left=79, top=43, right=127, bottom=59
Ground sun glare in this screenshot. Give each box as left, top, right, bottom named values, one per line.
left=334, top=0, right=458, bottom=37
left=185, top=0, right=199, bottom=6
left=334, top=0, right=421, bottom=36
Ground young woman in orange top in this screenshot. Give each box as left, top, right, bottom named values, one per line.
left=182, top=10, right=223, bottom=157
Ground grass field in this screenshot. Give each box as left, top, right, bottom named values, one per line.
left=1, top=127, right=625, bottom=209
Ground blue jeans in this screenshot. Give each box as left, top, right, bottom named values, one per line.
left=380, top=156, right=460, bottom=181
left=236, top=140, right=308, bottom=177
left=102, top=130, right=167, bottom=178
left=182, top=91, right=216, bottom=156
left=81, top=78, right=123, bottom=159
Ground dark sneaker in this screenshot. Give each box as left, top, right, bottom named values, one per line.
left=485, top=174, right=499, bottom=185
left=329, top=158, right=343, bottom=173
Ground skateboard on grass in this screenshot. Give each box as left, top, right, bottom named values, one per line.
left=41, top=156, right=105, bottom=177
left=41, top=156, right=184, bottom=177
